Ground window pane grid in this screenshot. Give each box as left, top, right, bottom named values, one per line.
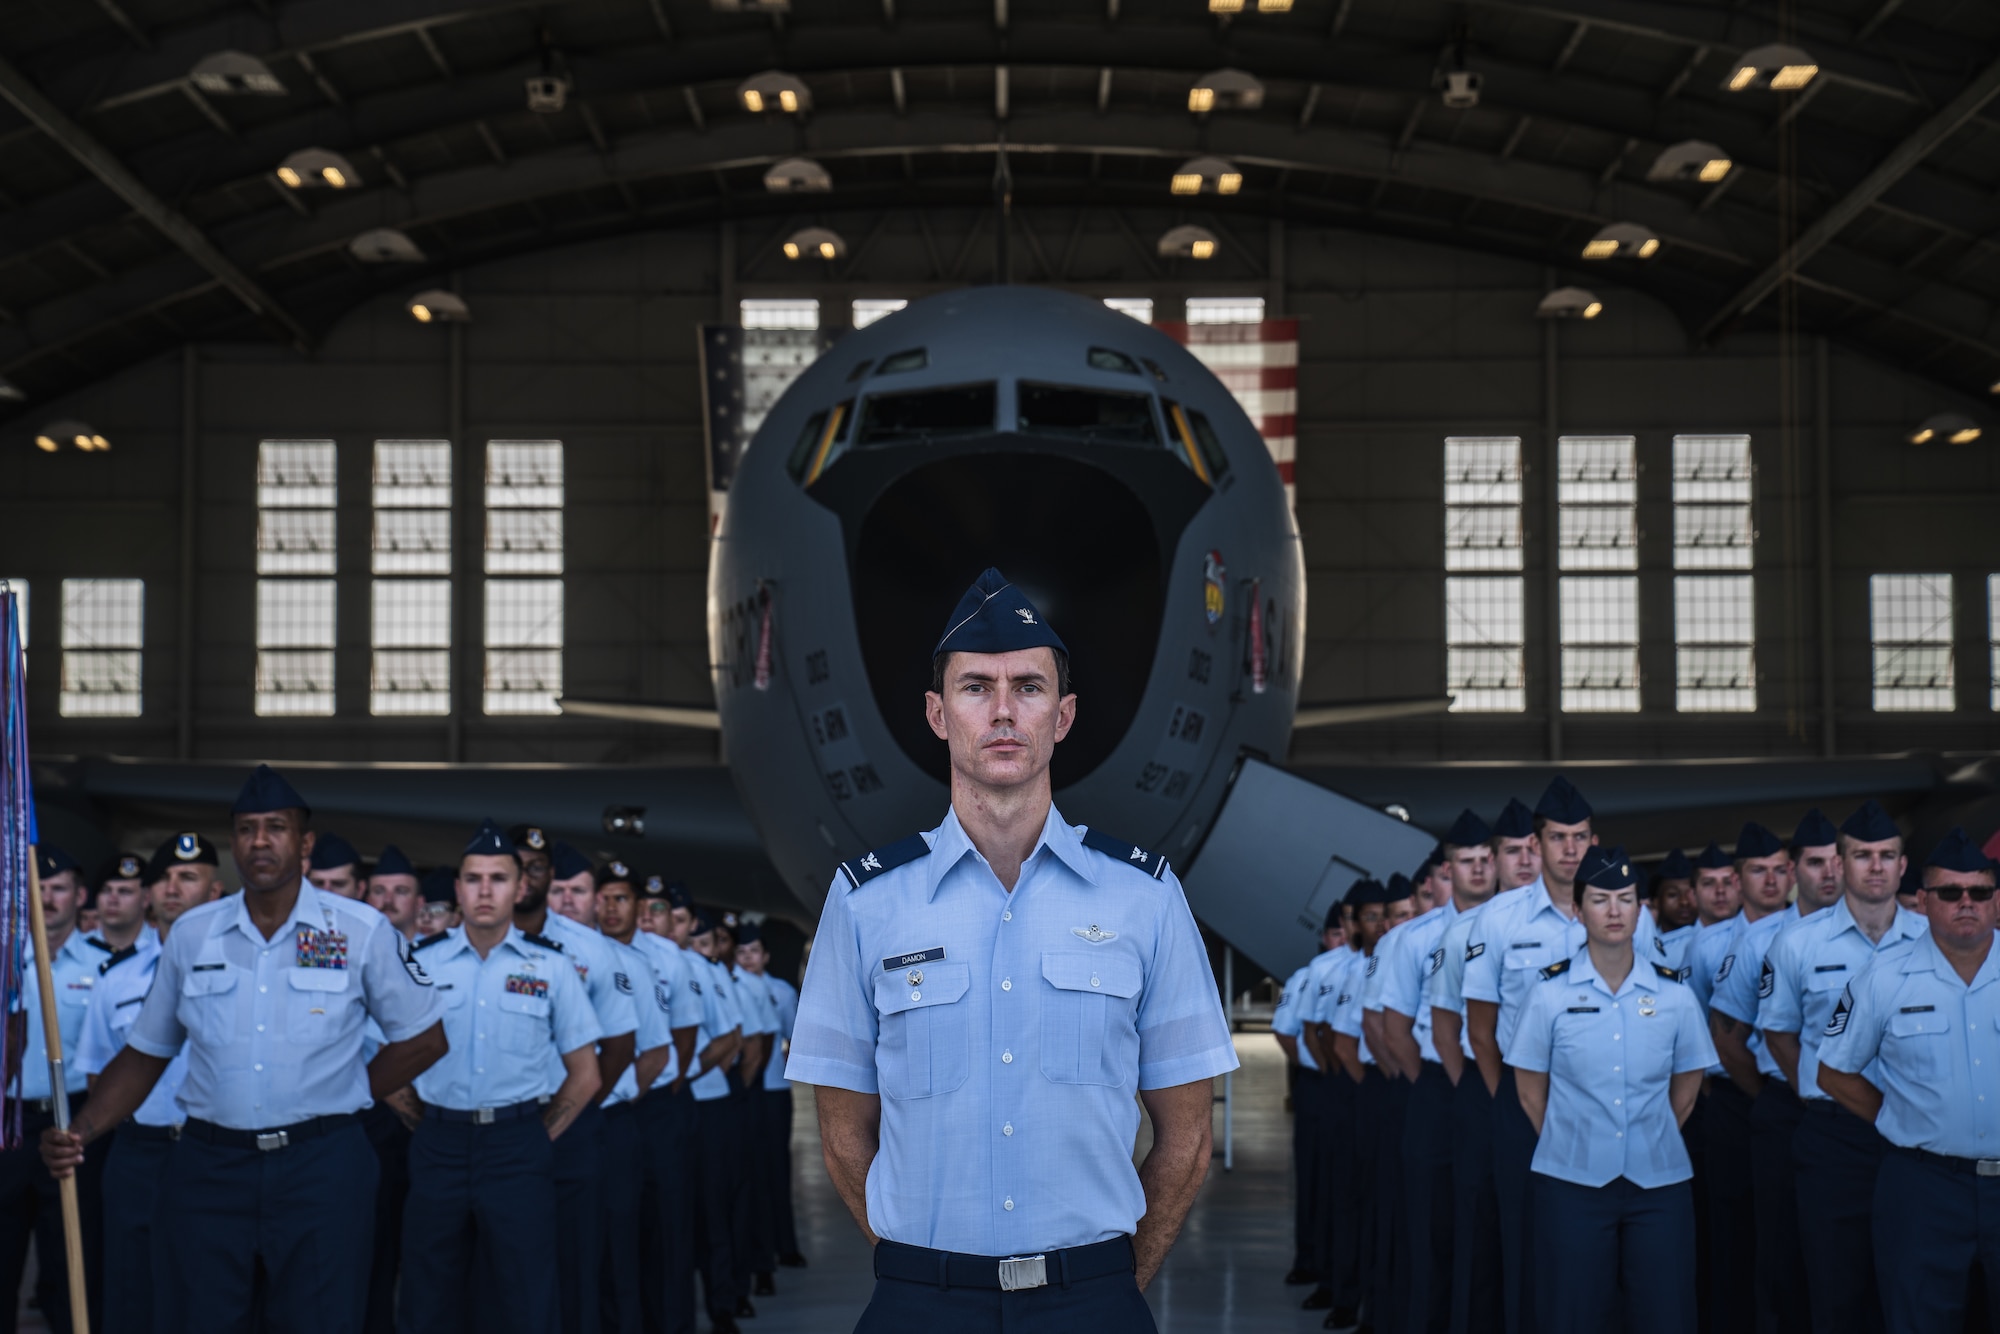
left=485, top=442, right=564, bottom=508
left=1872, top=574, right=1954, bottom=711
left=256, top=650, right=335, bottom=716
left=1561, top=575, right=1639, bottom=712
left=373, top=440, right=452, bottom=508
left=1672, top=435, right=1753, bottom=504
left=60, top=650, right=140, bottom=716
left=740, top=298, right=819, bottom=330
left=1446, top=576, right=1525, bottom=712
left=372, top=649, right=450, bottom=715
left=257, top=441, right=337, bottom=508
left=258, top=510, right=336, bottom=575
left=1104, top=297, right=1153, bottom=323
left=1558, top=436, right=1636, bottom=572
left=852, top=298, right=906, bottom=328
left=373, top=510, right=451, bottom=575
left=1185, top=296, right=1266, bottom=325
left=1444, top=437, right=1523, bottom=573
left=259, top=441, right=337, bottom=716
left=1674, top=576, right=1756, bottom=711
left=60, top=580, right=143, bottom=717
left=486, top=510, right=564, bottom=574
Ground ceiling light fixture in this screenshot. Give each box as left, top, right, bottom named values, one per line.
left=1170, top=155, right=1242, bottom=196
left=407, top=290, right=470, bottom=324
left=740, top=71, right=812, bottom=115
left=189, top=51, right=284, bottom=96
left=782, top=227, right=847, bottom=261
left=1537, top=287, right=1603, bottom=320
left=1582, top=221, right=1661, bottom=260
left=1188, top=69, right=1264, bottom=112
left=1725, top=43, right=1818, bottom=92
left=349, top=228, right=426, bottom=263
left=1158, top=225, right=1220, bottom=260
left=37, top=419, right=108, bottom=452
left=1908, top=413, right=1981, bottom=445
left=275, top=148, right=359, bottom=190
left=1648, top=140, right=1733, bottom=184
left=764, top=157, right=832, bottom=192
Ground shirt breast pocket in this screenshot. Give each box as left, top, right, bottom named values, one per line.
left=1886, top=1009, right=1951, bottom=1080
left=179, top=965, right=241, bottom=1046
left=872, top=963, right=970, bottom=1101
left=1040, top=952, right=1143, bottom=1088
left=497, top=991, right=553, bottom=1056
left=286, top=967, right=353, bottom=1042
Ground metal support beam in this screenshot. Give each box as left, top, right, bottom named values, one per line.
left=995, top=66, right=1009, bottom=120
left=1856, top=0, right=1903, bottom=40
left=1660, top=45, right=1707, bottom=101
left=1096, top=68, right=1112, bottom=113
left=0, top=54, right=310, bottom=350
left=1551, top=21, right=1589, bottom=74
left=1298, top=83, right=1320, bottom=130
left=682, top=87, right=705, bottom=130
left=93, top=0, right=152, bottom=50
left=416, top=26, right=455, bottom=79
left=293, top=50, right=345, bottom=106
left=1501, top=115, right=1532, bottom=159
left=890, top=67, right=907, bottom=114
left=1598, top=136, right=1634, bottom=185
left=1701, top=53, right=2000, bottom=342
left=1814, top=335, right=1835, bottom=757
left=646, top=0, right=673, bottom=40
left=1542, top=271, right=1562, bottom=762
left=176, top=344, right=197, bottom=761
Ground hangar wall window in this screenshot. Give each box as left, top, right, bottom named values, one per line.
left=740, top=300, right=826, bottom=449
left=59, top=579, right=142, bottom=717
left=256, top=441, right=337, bottom=716
left=371, top=441, right=453, bottom=716
left=1104, top=297, right=1154, bottom=324
left=1185, top=296, right=1265, bottom=325
left=1871, top=573, right=1954, bottom=711
left=1673, top=435, right=1756, bottom=712
left=1558, top=436, right=1639, bottom=712
left=852, top=299, right=906, bottom=328
left=1443, top=436, right=1525, bottom=711
left=741, top=299, right=819, bottom=330
left=485, top=442, right=564, bottom=715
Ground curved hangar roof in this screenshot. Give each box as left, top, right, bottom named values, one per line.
left=2, top=0, right=1999, bottom=412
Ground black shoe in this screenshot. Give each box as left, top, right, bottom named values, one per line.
left=1322, top=1309, right=1360, bottom=1331
left=754, top=1272, right=775, bottom=1296
left=1285, top=1267, right=1323, bottom=1286
left=734, top=1298, right=757, bottom=1318
left=710, top=1317, right=740, bottom=1334
left=777, top=1252, right=808, bottom=1268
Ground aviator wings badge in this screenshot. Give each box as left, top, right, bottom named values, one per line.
left=1072, top=925, right=1118, bottom=944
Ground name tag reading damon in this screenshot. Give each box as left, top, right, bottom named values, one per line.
left=881, top=947, right=945, bottom=973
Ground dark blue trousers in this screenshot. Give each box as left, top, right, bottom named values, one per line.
left=1703, top=1079, right=1757, bottom=1334
left=1872, top=1149, right=2000, bottom=1334
left=641, top=1086, right=699, bottom=1334
left=1356, top=1069, right=1387, bottom=1324
left=695, top=1093, right=744, bottom=1317
left=0, top=1101, right=107, bottom=1334
left=100, top=1125, right=175, bottom=1334
left=399, top=1112, right=558, bottom=1334
left=1448, top=1068, right=1501, bottom=1334
left=1375, top=1070, right=1411, bottom=1332
left=361, top=1101, right=412, bottom=1334
left=1491, top=1066, right=1538, bottom=1334
left=1324, top=1070, right=1364, bottom=1310
left=599, top=1101, right=646, bottom=1334
left=1292, top=1068, right=1328, bottom=1273
left=1681, top=1086, right=1712, bottom=1334
left=1532, top=1175, right=1696, bottom=1334
left=762, top=1086, right=801, bottom=1262
left=730, top=1084, right=767, bottom=1283
left=854, top=1249, right=1156, bottom=1332
left=1750, top=1082, right=1808, bottom=1334
left=1793, top=1099, right=1888, bottom=1334
left=164, top=1118, right=376, bottom=1334
left=551, top=1102, right=603, bottom=1334
left=1403, top=1061, right=1455, bottom=1334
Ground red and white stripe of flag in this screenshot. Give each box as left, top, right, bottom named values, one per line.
left=1159, top=319, right=1299, bottom=513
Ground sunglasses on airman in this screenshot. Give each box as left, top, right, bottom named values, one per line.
left=1928, top=884, right=1996, bottom=903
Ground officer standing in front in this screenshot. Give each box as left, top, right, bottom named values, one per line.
left=76, top=834, right=220, bottom=1334
left=785, top=567, right=1239, bottom=1332
left=0, top=844, right=109, bottom=1334
left=1816, top=828, right=1999, bottom=1334
left=41, top=764, right=448, bottom=1334
left=1509, top=847, right=1715, bottom=1334
left=396, top=820, right=602, bottom=1334
left=1757, top=801, right=1925, bottom=1334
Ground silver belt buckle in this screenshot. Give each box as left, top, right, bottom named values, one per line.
left=254, top=1131, right=289, bottom=1152
left=474, top=1107, right=496, bottom=1125
left=997, top=1255, right=1047, bottom=1292
left=1977, top=1159, right=2000, bottom=1178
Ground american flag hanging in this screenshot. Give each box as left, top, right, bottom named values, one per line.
left=698, top=324, right=836, bottom=535
left=1159, top=318, right=1300, bottom=514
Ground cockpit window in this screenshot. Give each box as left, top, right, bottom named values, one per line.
left=1161, top=400, right=1231, bottom=486
left=856, top=383, right=996, bottom=445
left=788, top=399, right=854, bottom=485
left=1087, top=348, right=1142, bottom=375
left=846, top=359, right=875, bottom=381
left=875, top=348, right=928, bottom=375
left=1016, top=382, right=1161, bottom=446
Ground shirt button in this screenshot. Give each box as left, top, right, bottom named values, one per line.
left=477, top=1067, right=485, bottom=1074
left=910, top=991, right=922, bottom=1002
left=256, top=1025, right=264, bottom=1033
left=258, top=986, right=268, bottom=994
left=1090, top=977, right=1100, bottom=988
left=478, top=1000, right=486, bottom=1007
left=1613, top=1066, right=1621, bottom=1073
left=1002, top=1050, right=1013, bottom=1064
left=1001, top=980, right=1012, bottom=992
left=1613, top=1034, right=1621, bottom=1041
left=1002, top=911, right=1012, bottom=922
left=1003, top=1197, right=1014, bottom=1211
left=1003, top=1122, right=1014, bottom=1136
left=1615, top=1132, right=1624, bottom=1139
left=253, top=1063, right=263, bottom=1072
left=1614, top=1098, right=1622, bottom=1106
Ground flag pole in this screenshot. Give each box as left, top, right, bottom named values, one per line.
left=24, top=849, right=88, bottom=1334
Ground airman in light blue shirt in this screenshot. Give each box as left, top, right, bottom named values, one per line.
left=1273, top=963, right=1320, bottom=1072
left=1758, top=896, right=1926, bottom=1099
left=412, top=925, right=600, bottom=1110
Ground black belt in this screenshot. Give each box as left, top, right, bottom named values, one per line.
left=1899, top=1146, right=2000, bottom=1178
left=183, top=1113, right=359, bottom=1152
left=120, top=1123, right=181, bottom=1143
left=874, top=1236, right=1133, bottom=1292
left=424, top=1098, right=547, bottom=1125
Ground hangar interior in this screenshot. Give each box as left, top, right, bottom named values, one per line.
left=2, top=0, right=1999, bottom=868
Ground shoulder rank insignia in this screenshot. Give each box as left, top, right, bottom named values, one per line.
left=1539, top=958, right=1571, bottom=981
left=1081, top=828, right=1169, bottom=880
left=414, top=931, right=451, bottom=951
left=521, top=931, right=563, bottom=952
left=838, top=833, right=931, bottom=890
left=84, top=937, right=113, bottom=954
left=99, top=945, right=138, bottom=975
left=1654, top=962, right=1681, bottom=982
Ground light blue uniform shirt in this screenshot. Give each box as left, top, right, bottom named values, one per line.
left=1683, top=916, right=1743, bottom=1076
left=1654, top=923, right=1699, bottom=981
left=128, top=881, right=444, bottom=1130
left=1463, top=879, right=1661, bottom=1059
left=1272, top=964, right=1320, bottom=1071
left=1431, top=899, right=1503, bottom=1060
left=734, top=965, right=781, bottom=1041
left=691, top=956, right=745, bottom=1101
left=602, top=939, right=674, bottom=1108
left=19, top=930, right=112, bottom=1098
left=633, top=933, right=705, bottom=1087
left=1816, top=933, right=2000, bottom=1159
left=1509, top=948, right=1717, bottom=1188
left=1370, top=902, right=1460, bottom=1064
left=412, top=926, right=600, bottom=1110
left=784, top=804, right=1237, bottom=1255
left=761, top=974, right=799, bottom=1091
left=77, top=939, right=189, bottom=1126
left=1330, top=950, right=1377, bottom=1066
left=1710, top=907, right=1818, bottom=1082
left=1756, top=898, right=1927, bottom=1100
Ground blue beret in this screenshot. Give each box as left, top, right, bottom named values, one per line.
left=1789, top=808, right=1838, bottom=852
left=309, top=833, right=359, bottom=872
left=735, top=921, right=762, bottom=947
left=1323, top=902, right=1344, bottom=932
left=146, top=832, right=218, bottom=884
left=420, top=867, right=457, bottom=904
left=689, top=909, right=716, bottom=937
left=1346, top=878, right=1385, bottom=907
left=100, top=852, right=147, bottom=888
left=1578, top=845, right=1638, bottom=891
left=1898, top=861, right=1922, bottom=897
left=1383, top=873, right=1415, bottom=903
left=233, top=763, right=311, bottom=819
left=372, top=845, right=415, bottom=878
left=1657, top=848, right=1694, bottom=881
left=1733, top=822, right=1784, bottom=860
left=665, top=881, right=694, bottom=911
left=637, top=873, right=668, bottom=899
left=1533, top=776, right=1592, bottom=825
left=549, top=841, right=594, bottom=881
left=1925, top=827, right=1997, bottom=875
left=1445, top=809, right=1493, bottom=848
left=36, top=846, right=78, bottom=880
left=596, top=858, right=636, bottom=889
left=462, top=818, right=518, bottom=862
left=1840, top=800, right=1899, bottom=844
left=508, top=824, right=550, bottom=854
left=1492, top=798, right=1536, bottom=840
left=933, top=567, right=1068, bottom=660
left=1694, top=842, right=1733, bottom=871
